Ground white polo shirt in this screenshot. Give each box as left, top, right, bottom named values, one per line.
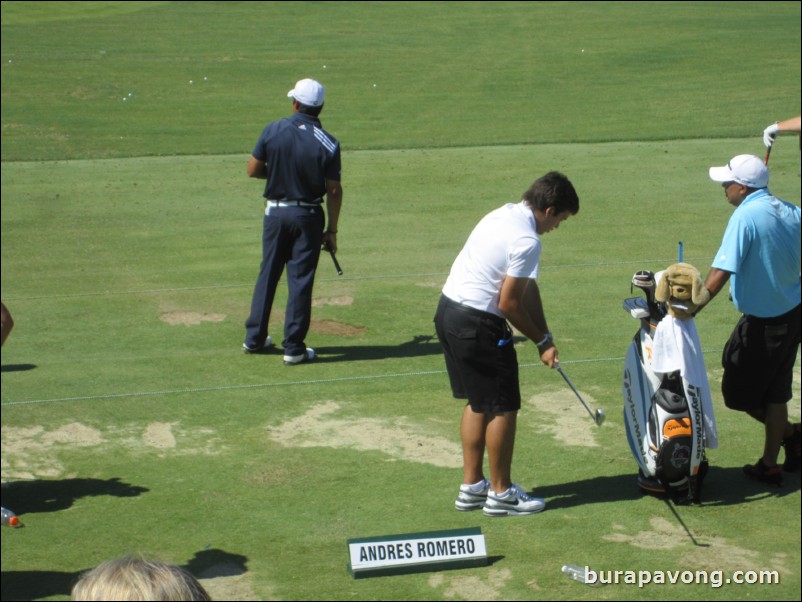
left=442, top=201, right=541, bottom=318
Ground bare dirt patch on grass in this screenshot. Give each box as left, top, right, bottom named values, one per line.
left=159, top=311, right=226, bottom=326
left=525, top=389, right=604, bottom=447
left=1, top=422, right=223, bottom=479
left=429, top=567, right=512, bottom=600
left=605, top=516, right=792, bottom=575
left=266, top=401, right=461, bottom=468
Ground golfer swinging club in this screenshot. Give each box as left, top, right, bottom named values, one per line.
left=434, top=172, right=580, bottom=516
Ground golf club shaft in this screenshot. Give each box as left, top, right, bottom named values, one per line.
left=329, top=249, right=343, bottom=275
left=664, top=499, right=707, bottom=547
left=557, top=366, right=596, bottom=420
left=764, top=144, right=772, bottom=166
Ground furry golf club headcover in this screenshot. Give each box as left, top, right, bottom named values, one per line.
left=655, top=262, right=710, bottom=320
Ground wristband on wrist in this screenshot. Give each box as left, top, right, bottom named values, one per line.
left=535, top=332, right=553, bottom=349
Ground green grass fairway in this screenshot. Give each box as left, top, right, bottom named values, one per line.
left=2, top=2, right=800, bottom=601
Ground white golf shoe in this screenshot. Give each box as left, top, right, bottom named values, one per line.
left=243, top=336, right=274, bottom=354
left=455, top=478, right=490, bottom=511
left=283, top=348, right=316, bottom=366
left=483, top=483, right=546, bottom=517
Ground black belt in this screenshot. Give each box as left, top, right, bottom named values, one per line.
left=440, top=295, right=506, bottom=326
left=745, top=303, right=801, bottom=324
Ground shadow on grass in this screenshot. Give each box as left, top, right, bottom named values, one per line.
left=315, top=333, right=443, bottom=363
left=0, top=569, right=79, bottom=602
left=535, top=466, right=800, bottom=509
left=694, top=465, right=800, bottom=505
left=0, top=363, right=37, bottom=372
left=0, top=548, right=248, bottom=602
left=1, top=477, right=149, bottom=515
left=185, top=547, right=248, bottom=578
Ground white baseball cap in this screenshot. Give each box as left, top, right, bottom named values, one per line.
left=708, top=154, right=769, bottom=189
left=287, top=78, right=325, bottom=107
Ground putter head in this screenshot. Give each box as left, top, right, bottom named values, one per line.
left=595, top=409, right=606, bottom=426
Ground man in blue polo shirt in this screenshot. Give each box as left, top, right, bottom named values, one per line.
left=243, top=78, right=342, bottom=365
left=702, top=154, right=801, bottom=486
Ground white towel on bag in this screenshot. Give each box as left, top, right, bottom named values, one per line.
left=652, top=314, right=718, bottom=448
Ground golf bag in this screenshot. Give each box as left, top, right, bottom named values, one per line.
left=622, top=271, right=709, bottom=504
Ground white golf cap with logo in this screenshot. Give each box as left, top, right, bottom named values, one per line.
left=287, top=78, right=325, bottom=107
left=708, top=154, right=769, bottom=189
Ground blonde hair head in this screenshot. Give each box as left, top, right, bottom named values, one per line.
left=71, top=555, right=211, bottom=601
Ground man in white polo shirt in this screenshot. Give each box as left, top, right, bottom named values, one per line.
left=434, top=171, right=580, bottom=516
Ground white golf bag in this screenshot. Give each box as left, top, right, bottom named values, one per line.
left=622, top=271, right=710, bottom=504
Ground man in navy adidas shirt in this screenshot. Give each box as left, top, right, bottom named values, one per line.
left=244, top=79, right=342, bottom=365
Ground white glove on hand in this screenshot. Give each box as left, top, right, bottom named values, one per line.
left=763, top=122, right=779, bottom=148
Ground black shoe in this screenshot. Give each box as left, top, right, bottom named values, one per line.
left=743, top=459, right=783, bottom=487
left=243, top=336, right=274, bottom=354
left=782, top=423, right=801, bottom=472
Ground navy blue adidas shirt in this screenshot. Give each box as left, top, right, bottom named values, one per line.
left=252, top=112, right=341, bottom=203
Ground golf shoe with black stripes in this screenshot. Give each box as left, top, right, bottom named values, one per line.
left=455, top=478, right=490, bottom=511
left=483, top=483, right=546, bottom=516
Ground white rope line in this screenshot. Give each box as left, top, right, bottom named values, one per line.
left=4, top=257, right=713, bottom=301
left=0, top=351, right=724, bottom=408
left=0, top=370, right=449, bottom=407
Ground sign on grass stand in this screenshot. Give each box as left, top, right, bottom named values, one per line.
left=347, top=527, right=488, bottom=578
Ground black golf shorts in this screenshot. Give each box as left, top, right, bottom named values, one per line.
left=721, top=304, right=801, bottom=411
left=434, top=295, right=521, bottom=413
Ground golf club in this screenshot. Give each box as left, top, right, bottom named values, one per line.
left=663, top=499, right=709, bottom=547
left=329, top=250, right=343, bottom=275
left=324, top=241, right=343, bottom=275
left=764, top=144, right=772, bottom=166
left=556, top=364, right=605, bottom=426
left=631, top=270, right=656, bottom=304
